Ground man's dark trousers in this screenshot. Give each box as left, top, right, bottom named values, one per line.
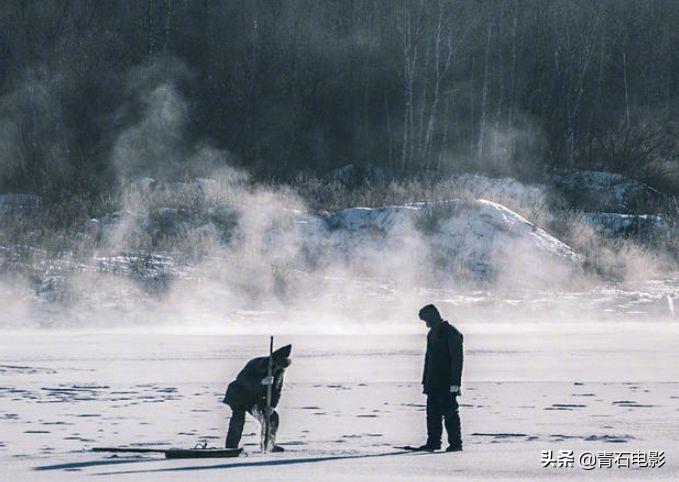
left=225, top=404, right=279, bottom=448
left=426, top=391, right=461, bottom=448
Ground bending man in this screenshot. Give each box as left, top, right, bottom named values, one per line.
left=223, top=344, right=292, bottom=452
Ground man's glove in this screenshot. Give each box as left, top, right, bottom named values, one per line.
left=261, top=376, right=274, bottom=386
left=450, top=384, right=461, bottom=396
left=263, top=406, right=274, bottom=417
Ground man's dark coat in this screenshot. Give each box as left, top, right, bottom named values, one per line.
left=223, top=344, right=291, bottom=409
left=422, top=321, right=463, bottom=394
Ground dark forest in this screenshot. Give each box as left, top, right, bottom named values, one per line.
left=1, top=0, right=677, bottom=201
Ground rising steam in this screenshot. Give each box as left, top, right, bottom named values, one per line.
left=0, top=60, right=677, bottom=332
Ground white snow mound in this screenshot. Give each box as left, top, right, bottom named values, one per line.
left=325, top=199, right=581, bottom=280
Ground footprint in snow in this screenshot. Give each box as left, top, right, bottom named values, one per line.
left=612, top=400, right=655, bottom=408
left=549, top=434, right=580, bottom=441
left=584, top=434, right=634, bottom=443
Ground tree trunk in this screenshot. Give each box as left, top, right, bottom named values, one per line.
left=477, top=19, right=493, bottom=160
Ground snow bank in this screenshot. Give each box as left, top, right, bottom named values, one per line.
left=584, top=212, right=671, bottom=239
left=552, top=170, right=661, bottom=213
left=325, top=199, right=581, bottom=281
left=456, top=173, right=545, bottom=203
left=80, top=197, right=581, bottom=284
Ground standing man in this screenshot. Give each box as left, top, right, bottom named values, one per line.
left=223, top=344, right=292, bottom=452
left=414, top=304, right=463, bottom=452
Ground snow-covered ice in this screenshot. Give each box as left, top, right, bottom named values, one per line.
left=1, top=323, right=678, bottom=481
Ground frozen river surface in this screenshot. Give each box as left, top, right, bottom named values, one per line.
left=1, top=326, right=678, bottom=480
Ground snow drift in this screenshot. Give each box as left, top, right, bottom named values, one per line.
left=583, top=212, right=672, bottom=240
left=552, top=170, right=662, bottom=213
left=322, top=199, right=581, bottom=283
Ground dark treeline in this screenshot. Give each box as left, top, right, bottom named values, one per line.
left=0, top=0, right=677, bottom=200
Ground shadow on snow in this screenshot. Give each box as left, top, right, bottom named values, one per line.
left=73, top=450, right=429, bottom=476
